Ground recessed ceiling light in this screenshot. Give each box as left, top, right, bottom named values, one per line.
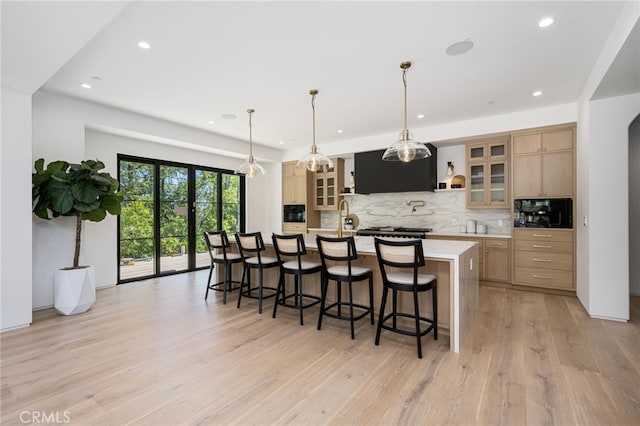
left=207, top=120, right=215, bottom=125
left=445, top=38, right=474, bottom=56
left=279, top=140, right=285, bottom=145
left=137, top=40, right=151, bottom=49
left=221, top=114, right=237, bottom=120
left=79, top=82, right=91, bottom=89
left=488, top=100, right=495, bottom=104
left=538, top=17, right=554, bottom=28
left=91, top=76, right=101, bottom=81
left=533, top=90, right=543, bottom=97
left=337, top=129, right=343, bottom=134
left=417, top=114, right=425, bottom=119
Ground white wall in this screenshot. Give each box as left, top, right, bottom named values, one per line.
left=32, top=91, right=282, bottom=309
left=576, top=4, right=639, bottom=320
left=629, top=118, right=640, bottom=296
left=1, top=88, right=33, bottom=330
left=586, top=93, right=639, bottom=320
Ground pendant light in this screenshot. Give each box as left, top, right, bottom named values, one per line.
left=297, top=89, right=333, bottom=172
left=235, top=109, right=265, bottom=178
left=382, top=61, right=432, bottom=162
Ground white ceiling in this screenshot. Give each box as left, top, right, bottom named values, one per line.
left=3, top=1, right=637, bottom=153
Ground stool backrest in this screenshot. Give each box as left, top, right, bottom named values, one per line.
left=235, top=231, right=266, bottom=262
left=374, top=238, right=425, bottom=283
left=316, top=235, right=359, bottom=275
left=272, top=233, right=306, bottom=269
left=204, top=230, right=232, bottom=262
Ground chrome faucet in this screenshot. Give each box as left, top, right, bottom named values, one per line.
left=337, top=199, right=350, bottom=238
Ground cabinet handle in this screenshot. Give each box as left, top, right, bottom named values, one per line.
left=532, top=234, right=552, bottom=238
left=532, top=244, right=552, bottom=248
left=533, top=258, right=552, bottom=263
left=533, top=274, right=552, bottom=279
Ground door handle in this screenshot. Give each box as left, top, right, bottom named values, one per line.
left=532, top=244, right=552, bottom=248
left=533, top=274, right=552, bottom=279
left=533, top=258, right=552, bottom=263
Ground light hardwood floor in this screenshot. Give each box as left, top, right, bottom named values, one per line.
left=1, top=270, right=639, bottom=425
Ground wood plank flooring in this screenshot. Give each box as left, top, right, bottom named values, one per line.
left=1, top=270, right=639, bottom=425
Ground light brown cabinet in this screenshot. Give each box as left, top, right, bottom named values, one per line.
left=282, top=161, right=308, bottom=205
left=513, top=229, right=574, bottom=290
left=313, top=158, right=344, bottom=211
left=512, top=125, right=575, bottom=198
left=483, top=238, right=511, bottom=282
left=466, top=137, right=510, bottom=209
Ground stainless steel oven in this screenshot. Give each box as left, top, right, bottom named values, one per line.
left=283, top=204, right=305, bottom=223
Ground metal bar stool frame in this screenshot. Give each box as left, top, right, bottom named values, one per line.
left=374, top=237, right=437, bottom=359
left=316, top=235, right=374, bottom=340
left=203, top=231, right=243, bottom=304
left=235, top=231, right=281, bottom=314
left=271, top=233, right=323, bottom=325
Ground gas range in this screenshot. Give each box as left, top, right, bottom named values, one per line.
left=356, top=226, right=433, bottom=239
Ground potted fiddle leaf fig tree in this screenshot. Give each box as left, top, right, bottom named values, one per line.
left=32, top=158, right=123, bottom=315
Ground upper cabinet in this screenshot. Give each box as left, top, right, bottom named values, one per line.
left=313, top=157, right=344, bottom=211
left=282, top=161, right=308, bottom=205
left=511, top=124, right=575, bottom=198
left=466, top=137, right=510, bottom=209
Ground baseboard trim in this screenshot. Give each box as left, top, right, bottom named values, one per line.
left=590, top=314, right=628, bottom=323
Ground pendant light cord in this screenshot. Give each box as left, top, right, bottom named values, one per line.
left=247, top=108, right=254, bottom=158
left=311, top=90, right=317, bottom=154
left=403, top=67, right=408, bottom=134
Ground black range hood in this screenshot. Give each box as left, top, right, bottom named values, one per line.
left=354, top=146, right=438, bottom=194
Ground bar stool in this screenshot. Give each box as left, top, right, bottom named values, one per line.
left=271, top=233, right=322, bottom=325
left=203, top=231, right=243, bottom=304
left=374, top=238, right=437, bottom=359
left=316, top=235, right=374, bottom=339
left=235, top=232, right=281, bottom=314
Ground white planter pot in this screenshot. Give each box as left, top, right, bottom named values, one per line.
left=54, top=266, right=96, bottom=315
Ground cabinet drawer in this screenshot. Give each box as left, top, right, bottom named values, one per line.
left=514, top=251, right=573, bottom=270
left=283, top=223, right=306, bottom=233
left=514, top=267, right=573, bottom=289
left=484, top=239, right=509, bottom=249
left=514, top=240, right=573, bottom=253
left=514, top=229, right=573, bottom=243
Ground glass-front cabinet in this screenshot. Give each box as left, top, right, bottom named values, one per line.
left=312, top=158, right=344, bottom=211
left=466, top=137, right=509, bottom=209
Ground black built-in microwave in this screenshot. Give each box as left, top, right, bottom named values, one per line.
left=283, top=204, right=305, bottom=223
left=514, top=198, right=573, bottom=228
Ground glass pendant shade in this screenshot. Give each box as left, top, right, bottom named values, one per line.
left=298, top=89, right=333, bottom=172
left=236, top=156, right=265, bottom=178
left=235, top=109, right=265, bottom=178
left=382, top=130, right=432, bottom=162
left=383, top=61, right=431, bottom=162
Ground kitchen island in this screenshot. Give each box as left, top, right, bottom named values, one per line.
left=220, top=235, right=479, bottom=353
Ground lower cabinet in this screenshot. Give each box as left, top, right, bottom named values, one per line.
left=513, top=229, right=575, bottom=290
left=427, top=236, right=511, bottom=283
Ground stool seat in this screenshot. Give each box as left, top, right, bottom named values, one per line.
left=326, top=265, right=372, bottom=277
left=282, top=259, right=322, bottom=271
left=245, top=256, right=279, bottom=266
left=386, top=271, right=436, bottom=287
left=211, top=252, right=241, bottom=261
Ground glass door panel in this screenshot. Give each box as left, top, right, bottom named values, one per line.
left=316, top=178, right=324, bottom=207
left=222, top=174, right=241, bottom=234
left=159, top=165, right=189, bottom=274
left=119, top=161, right=155, bottom=281
left=327, top=177, right=335, bottom=206
left=490, top=163, right=506, bottom=203
left=195, top=169, right=218, bottom=268
left=469, top=164, right=485, bottom=203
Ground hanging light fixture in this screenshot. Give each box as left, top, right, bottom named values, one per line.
left=446, top=161, right=455, bottom=176
left=235, top=108, right=265, bottom=178
left=298, top=89, right=333, bottom=172
left=382, top=61, right=432, bottom=162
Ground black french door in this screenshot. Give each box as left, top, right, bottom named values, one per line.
left=117, top=155, right=245, bottom=283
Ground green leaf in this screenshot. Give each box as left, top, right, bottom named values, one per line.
left=50, top=170, right=71, bottom=182
left=90, top=174, right=112, bottom=186
left=49, top=186, right=74, bottom=214
left=83, top=208, right=106, bottom=222
left=34, top=205, right=50, bottom=220
left=74, top=200, right=101, bottom=212
left=46, top=161, right=69, bottom=174
left=32, top=170, right=51, bottom=185
left=101, top=194, right=122, bottom=215
left=71, top=182, right=101, bottom=204
left=34, top=158, right=45, bottom=173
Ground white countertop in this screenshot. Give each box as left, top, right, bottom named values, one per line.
left=303, top=235, right=477, bottom=260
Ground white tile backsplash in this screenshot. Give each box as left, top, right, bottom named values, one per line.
left=322, top=190, right=512, bottom=235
